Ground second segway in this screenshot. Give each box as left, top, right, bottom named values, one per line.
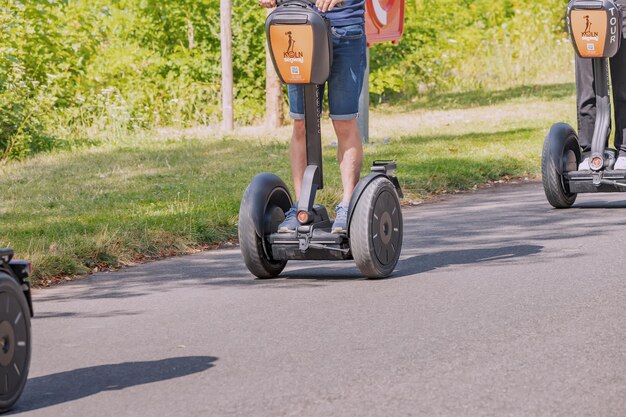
left=542, top=0, right=626, bottom=207
left=239, top=0, right=403, bottom=279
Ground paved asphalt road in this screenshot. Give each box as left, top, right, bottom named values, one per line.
left=9, top=182, right=626, bottom=417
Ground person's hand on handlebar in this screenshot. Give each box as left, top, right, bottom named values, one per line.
left=258, top=0, right=277, bottom=8
left=316, top=0, right=341, bottom=12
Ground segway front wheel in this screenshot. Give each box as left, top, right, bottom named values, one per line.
left=541, top=129, right=579, bottom=208
left=0, top=273, right=31, bottom=412
left=350, top=177, right=403, bottom=279
left=238, top=173, right=292, bottom=278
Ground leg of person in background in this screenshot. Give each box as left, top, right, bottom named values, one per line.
left=575, top=54, right=597, bottom=170
left=610, top=41, right=626, bottom=169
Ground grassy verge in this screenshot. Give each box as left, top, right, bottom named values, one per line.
left=0, top=84, right=577, bottom=284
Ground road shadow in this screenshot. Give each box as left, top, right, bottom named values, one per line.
left=280, top=266, right=364, bottom=280
left=8, top=356, right=217, bottom=414
left=396, top=244, right=544, bottom=277
left=34, top=310, right=143, bottom=320
left=572, top=199, right=626, bottom=209
left=194, top=265, right=364, bottom=288
left=198, top=245, right=544, bottom=283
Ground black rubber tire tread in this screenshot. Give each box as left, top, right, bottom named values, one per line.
left=238, top=183, right=289, bottom=279
left=541, top=133, right=577, bottom=209
left=0, top=273, right=31, bottom=413
left=350, top=177, right=403, bottom=279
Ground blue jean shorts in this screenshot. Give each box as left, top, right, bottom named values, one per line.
left=288, top=23, right=367, bottom=121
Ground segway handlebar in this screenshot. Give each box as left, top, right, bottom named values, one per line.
left=275, top=0, right=343, bottom=8
left=276, top=0, right=314, bottom=7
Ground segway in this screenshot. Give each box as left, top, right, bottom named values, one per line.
left=0, top=249, right=32, bottom=412
left=542, top=0, right=626, bottom=207
left=238, top=0, right=403, bottom=279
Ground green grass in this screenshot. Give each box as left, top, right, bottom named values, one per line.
left=383, top=128, right=542, bottom=194
left=385, top=83, right=576, bottom=112
left=0, top=85, right=577, bottom=284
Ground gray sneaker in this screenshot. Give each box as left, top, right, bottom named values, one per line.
left=579, top=157, right=590, bottom=170
left=278, top=207, right=298, bottom=233
left=332, top=203, right=349, bottom=234
left=615, top=156, right=626, bottom=170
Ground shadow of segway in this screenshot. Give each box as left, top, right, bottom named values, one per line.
left=8, top=356, right=217, bottom=414
left=394, top=244, right=544, bottom=278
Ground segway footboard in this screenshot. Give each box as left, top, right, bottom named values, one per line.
left=269, top=204, right=351, bottom=261
left=270, top=230, right=351, bottom=261
left=566, top=170, right=626, bottom=193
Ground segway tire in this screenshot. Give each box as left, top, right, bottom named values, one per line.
left=541, top=133, right=578, bottom=209
left=0, top=273, right=31, bottom=413
left=238, top=175, right=291, bottom=278
left=350, top=177, right=403, bottom=279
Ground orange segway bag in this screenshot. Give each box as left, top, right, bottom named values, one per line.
left=266, top=0, right=332, bottom=85
left=568, top=0, right=622, bottom=58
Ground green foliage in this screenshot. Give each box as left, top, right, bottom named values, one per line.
left=1, top=0, right=571, bottom=159
left=1, top=0, right=267, bottom=159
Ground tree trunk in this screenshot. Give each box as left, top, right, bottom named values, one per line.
left=187, top=19, right=196, bottom=50
left=265, top=8, right=284, bottom=129
left=220, top=0, right=234, bottom=132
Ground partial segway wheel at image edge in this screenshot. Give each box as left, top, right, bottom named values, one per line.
left=238, top=0, right=404, bottom=279
left=542, top=0, right=626, bottom=208
left=0, top=249, right=33, bottom=412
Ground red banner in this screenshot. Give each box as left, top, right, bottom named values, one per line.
left=364, top=0, right=405, bottom=46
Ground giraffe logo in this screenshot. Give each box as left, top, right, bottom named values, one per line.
left=583, top=15, right=592, bottom=34
left=285, top=31, right=295, bottom=54
left=581, top=14, right=599, bottom=40
left=283, top=30, right=304, bottom=63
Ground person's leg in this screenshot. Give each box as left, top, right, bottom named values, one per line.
left=610, top=39, right=626, bottom=168
left=290, top=119, right=307, bottom=200
left=327, top=23, right=367, bottom=232
left=575, top=54, right=596, bottom=169
left=277, top=85, right=307, bottom=232
left=332, top=119, right=363, bottom=204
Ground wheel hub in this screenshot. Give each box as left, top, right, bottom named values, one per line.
left=372, top=190, right=401, bottom=266
left=379, top=212, right=393, bottom=245
left=0, top=321, right=15, bottom=367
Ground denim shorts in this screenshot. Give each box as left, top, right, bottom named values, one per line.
left=288, top=23, right=367, bottom=121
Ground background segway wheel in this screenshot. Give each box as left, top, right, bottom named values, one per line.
left=541, top=133, right=578, bottom=208
left=350, top=177, right=403, bottom=279
left=238, top=174, right=292, bottom=278
left=0, top=273, right=31, bottom=413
